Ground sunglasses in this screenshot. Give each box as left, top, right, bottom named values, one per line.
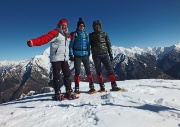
left=79, top=24, right=84, bottom=27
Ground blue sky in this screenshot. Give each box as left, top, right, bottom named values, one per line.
left=0, top=0, right=180, bottom=61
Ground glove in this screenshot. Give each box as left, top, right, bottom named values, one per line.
left=69, top=55, right=74, bottom=61
left=27, top=40, right=33, bottom=47
left=110, top=55, right=113, bottom=62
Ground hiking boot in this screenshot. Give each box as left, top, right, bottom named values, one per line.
left=65, top=89, right=77, bottom=99
left=74, top=75, right=80, bottom=94
left=74, top=87, right=80, bottom=94
left=89, top=84, right=96, bottom=93
left=52, top=91, right=62, bottom=101
left=88, top=88, right=97, bottom=94
left=111, top=86, right=122, bottom=91
left=98, top=82, right=106, bottom=92
left=111, top=82, right=122, bottom=91
left=98, top=87, right=106, bottom=92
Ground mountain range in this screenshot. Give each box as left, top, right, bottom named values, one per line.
left=0, top=43, right=180, bottom=103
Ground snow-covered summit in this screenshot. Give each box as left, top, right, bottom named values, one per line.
left=32, top=48, right=51, bottom=73
left=174, top=42, right=180, bottom=50
left=151, top=43, right=180, bottom=59
left=112, top=42, right=180, bottom=59
left=0, top=59, right=31, bottom=70
left=0, top=61, right=20, bottom=67
left=112, top=46, right=148, bottom=58
left=0, top=79, right=180, bottom=127
left=42, top=47, right=50, bottom=56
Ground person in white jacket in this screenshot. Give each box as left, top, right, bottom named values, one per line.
left=27, top=19, right=77, bottom=100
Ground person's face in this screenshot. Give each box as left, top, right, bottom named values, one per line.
left=95, top=24, right=101, bottom=31
left=78, top=24, right=84, bottom=31
left=61, top=23, right=68, bottom=33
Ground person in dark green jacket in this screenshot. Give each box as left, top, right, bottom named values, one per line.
left=89, top=20, right=122, bottom=92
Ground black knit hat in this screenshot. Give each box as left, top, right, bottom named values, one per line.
left=77, top=18, right=85, bottom=27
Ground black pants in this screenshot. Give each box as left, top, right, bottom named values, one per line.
left=51, top=61, right=71, bottom=92
left=92, top=54, right=114, bottom=75
left=74, top=55, right=91, bottom=76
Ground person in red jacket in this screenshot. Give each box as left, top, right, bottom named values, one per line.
left=27, top=19, right=76, bottom=100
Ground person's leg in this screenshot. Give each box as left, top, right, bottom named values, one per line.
left=92, top=54, right=106, bottom=92
left=92, top=55, right=102, bottom=75
left=74, top=56, right=82, bottom=76
left=97, top=74, right=105, bottom=91
left=101, top=54, right=114, bottom=75
left=74, top=56, right=82, bottom=93
left=82, top=56, right=95, bottom=91
left=61, top=61, right=72, bottom=92
left=101, top=54, right=122, bottom=91
left=52, top=61, right=62, bottom=100
left=61, top=61, right=78, bottom=98
left=82, top=56, right=91, bottom=75
left=74, top=75, right=80, bottom=93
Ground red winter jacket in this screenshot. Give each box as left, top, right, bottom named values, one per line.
left=30, top=29, right=72, bottom=62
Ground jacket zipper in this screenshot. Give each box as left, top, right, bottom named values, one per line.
left=64, top=37, right=67, bottom=61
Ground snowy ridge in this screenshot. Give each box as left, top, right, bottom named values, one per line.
left=7, top=47, right=51, bottom=74
left=0, top=43, right=180, bottom=86
left=152, top=46, right=175, bottom=59
left=152, top=43, right=180, bottom=59
left=0, top=79, right=180, bottom=127
left=111, top=46, right=147, bottom=59
left=1, top=43, right=180, bottom=69
left=31, top=51, right=51, bottom=73
left=112, top=42, right=180, bottom=59
left=0, top=61, right=21, bottom=68
left=0, top=59, right=31, bottom=73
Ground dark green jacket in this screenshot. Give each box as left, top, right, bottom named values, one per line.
left=89, top=32, right=112, bottom=56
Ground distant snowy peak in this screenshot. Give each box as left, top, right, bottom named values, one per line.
left=111, top=46, right=149, bottom=59
left=174, top=42, right=180, bottom=50
left=32, top=48, right=51, bottom=73
left=152, top=42, right=180, bottom=59
left=42, top=47, right=50, bottom=56
left=0, top=59, right=30, bottom=68
left=112, top=42, right=180, bottom=59
left=0, top=61, right=19, bottom=67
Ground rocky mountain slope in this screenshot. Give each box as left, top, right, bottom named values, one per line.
left=0, top=43, right=180, bottom=103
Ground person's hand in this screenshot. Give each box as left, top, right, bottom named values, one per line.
left=27, top=40, right=33, bottom=47
left=69, top=55, right=74, bottom=61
